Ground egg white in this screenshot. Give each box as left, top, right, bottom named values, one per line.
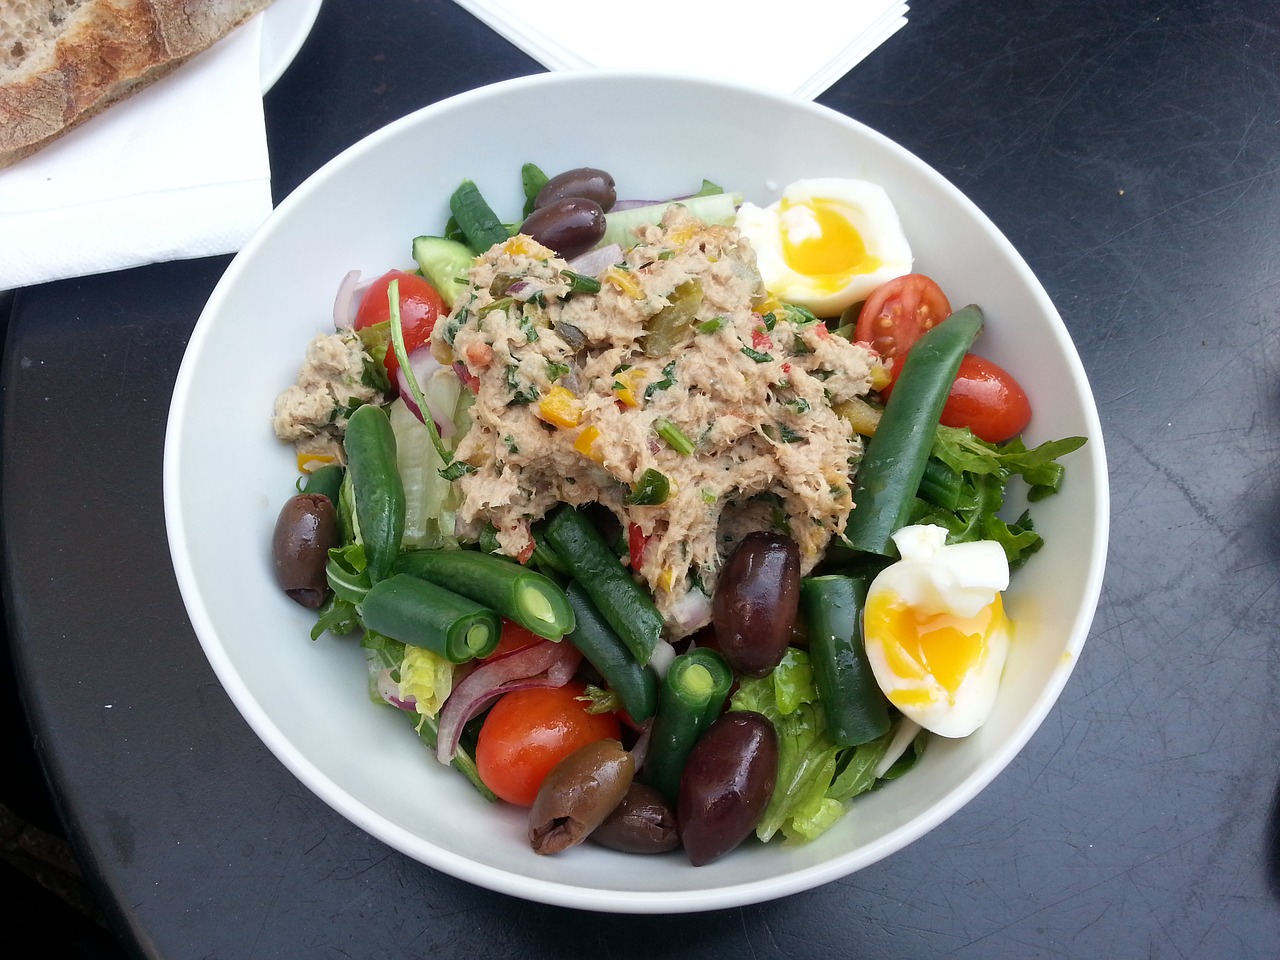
left=862, top=525, right=1011, bottom=738
left=735, top=178, right=913, bottom=317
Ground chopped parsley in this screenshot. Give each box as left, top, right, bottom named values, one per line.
left=643, top=360, right=677, bottom=401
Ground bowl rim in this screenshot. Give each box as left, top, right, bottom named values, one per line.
left=164, top=68, right=1110, bottom=913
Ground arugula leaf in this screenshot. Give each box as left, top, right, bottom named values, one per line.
left=921, top=426, right=1086, bottom=567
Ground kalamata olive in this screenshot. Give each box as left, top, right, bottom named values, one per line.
left=519, top=197, right=606, bottom=260
left=271, top=493, right=337, bottom=609
left=677, top=711, right=778, bottom=867
left=535, top=166, right=617, bottom=212
left=711, top=531, right=801, bottom=677
left=589, top=782, right=680, bottom=854
left=528, top=739, right=635, bottom=855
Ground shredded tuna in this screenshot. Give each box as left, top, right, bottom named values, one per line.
left=434, top=205, right=877, bottom=636
left=273, top=330, right=384, bottom=465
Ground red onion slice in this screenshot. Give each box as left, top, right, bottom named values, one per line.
left=333, top=269, right=362, bottom=329
left=333, top=270, right=376, bottom=329
left=668, top=587, right=712, bottom=638
left=436, top=640, right=583, bottom=763
left=567, top=243, right=623, bottom=278
left=375, top=668, right=416, bottom=711
left=397, top=346, right=456, bottom=438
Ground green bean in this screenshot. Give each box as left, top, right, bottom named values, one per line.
left=392, top=548, right=575, bottom=640
left=361, top=573, right=500, bottom=663
left=448, top=179, right=508, bottom=253
left=521, top=162, right=549, bottom=217
left=544, top=505, right=664, bottom=665
left=300, top=463, right=344, bottom=505
left=563, top=582, right=658, bottom=722
left=844, top=305, right=983, bottom=556
left=342, top=403, right=405, bottom=584
left=800, top=575, right=891, bottom=746
left=642, top=648, right=733, bottom=803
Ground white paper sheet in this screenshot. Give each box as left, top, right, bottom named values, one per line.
left=0, top=18, right=272, bottom=289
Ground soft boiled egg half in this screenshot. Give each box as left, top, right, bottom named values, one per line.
left=734, top=178, right=913, bottom=317
left=863, top=524, right=1011, bottom=738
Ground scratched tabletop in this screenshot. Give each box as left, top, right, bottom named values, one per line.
left=3, top=1, right=1279, bottom=957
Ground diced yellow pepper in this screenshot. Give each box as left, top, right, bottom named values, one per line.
left=665, top=224, right=698, bottom=248
left=573, top=424, right=604, bottom=461
left=604, top=265, right=644, bottom=300
left=298, top=452, right=337, bottom=473
left=657, top=567, right=675, bottom=592
left=833, top=396, right=883, bottom=437
left=870, top=359, right=892, bottom=391
left=536, top=385, right=584, bottom=428
left=612, top=368, right=645, bottom=408
left=498, top=235, right=553, bottom=259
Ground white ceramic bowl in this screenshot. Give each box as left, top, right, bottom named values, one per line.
left=164, top=71, right=1109, bottom=913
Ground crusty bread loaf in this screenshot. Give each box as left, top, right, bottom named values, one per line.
left=0, top=0, right=274, bottom=169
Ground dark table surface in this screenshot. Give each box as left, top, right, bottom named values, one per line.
left=4, top=0, right=1280, bottom=957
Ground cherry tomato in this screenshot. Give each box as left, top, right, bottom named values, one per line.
left=939, top=353, right=1032, bottom=443
left=855, top=274, right=952, bottom=372
left=353, top=270, right=445, bottom=381
left=475, top=681, right=622, bottom=806
left=482, top=620, right=545, bottom=661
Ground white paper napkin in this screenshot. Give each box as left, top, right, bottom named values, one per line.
left=0, top=17, right=272, bottom=290
left=449, top=1, right=908, bottom=101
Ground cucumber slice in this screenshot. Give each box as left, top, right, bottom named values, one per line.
left=599, top=193, right=743, bottom=250
left=412, top=235, right=475, bottom=309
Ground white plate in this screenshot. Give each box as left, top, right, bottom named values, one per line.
left=260, top=0, right=323, bottom=92
left=164, top=71, right=1109, bottom=913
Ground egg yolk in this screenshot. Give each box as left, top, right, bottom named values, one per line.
left=779, top=198, right=882, bottom=284
left=865, top=591, right=1005, bottom=707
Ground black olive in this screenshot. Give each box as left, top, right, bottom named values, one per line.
left=677, top=711, right=778, bottom=866
left=535, top=167, right=617, bottom=212
left=519, top=197, right=606, bottom=260
left=711, top=532, right=801, bottom=677
left=590, top=782, right=680, bottom=854
left=271, top=493, right=337, bottom=608
left=528, top=739, right=635, bottom=855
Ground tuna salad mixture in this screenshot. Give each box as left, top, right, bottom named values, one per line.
left=431, top=205, right=877, bottom=632
left=273, top=329, right=385, bottom=468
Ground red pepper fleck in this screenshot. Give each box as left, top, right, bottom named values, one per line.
left=627, top=523, right=651, bottom=569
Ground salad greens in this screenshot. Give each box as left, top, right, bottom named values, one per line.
left=729, top=648, right=925, bottom=843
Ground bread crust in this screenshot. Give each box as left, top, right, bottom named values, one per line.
left=0, top=0, right=274, bottom=169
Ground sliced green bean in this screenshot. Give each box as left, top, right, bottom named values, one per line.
left=844, top=305, right=983, bottom=556
left=361, top=573, right=500, bottom=663
left=800, top=575, right=891, bottom=746
left=544, top=505, right=664, bottom=665
left=642, top=648, right=733, bottom=803
left=563, top=582, right=658, bottom=722
left=392, top=548, right=574, bottom=640
left=342, top=403, right=405, bottom=584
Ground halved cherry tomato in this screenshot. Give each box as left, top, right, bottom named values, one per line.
left=482, top=620, right=545, bottom=661
left=855, top=274, right=952, bottom=373
left=939, top=353, right=1032, bottom=443
left=353, top=270, right=445, bottom=381
left=475, top=681, right=621, bottom=806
